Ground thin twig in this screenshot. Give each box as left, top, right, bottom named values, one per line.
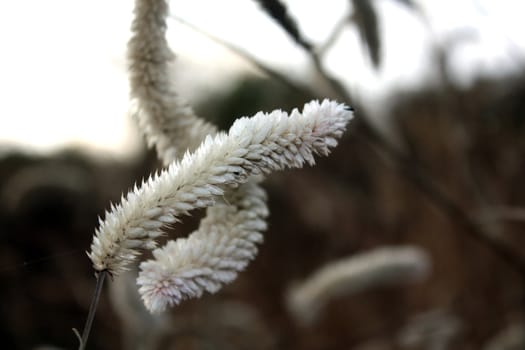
left=251, top=0, right=351, bottom=100
left=78, top=270, right=108, bottom=350
left=316, top=14, right=350, bottom=56
left=72, top=328, right=82, bottom=344
left=253, top=0, right=312, bottom=51
left=310, top=51, right=353, bottom=102
left=170, top=15, right=316, bottom=98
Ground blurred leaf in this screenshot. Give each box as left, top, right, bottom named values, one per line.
left=253, top=0, right=312, bottom=50
left=351, top=0, right=381, bottom=68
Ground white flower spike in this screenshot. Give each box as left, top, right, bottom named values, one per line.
left=286, top=246, right=430, bottom=325
left=128, top=0, right=215, bottom=165
left=138, top=182, right=268, bottom=313
left=123, top=0, right=354, bottom=315
left=88, top=99, right=352, bottom=276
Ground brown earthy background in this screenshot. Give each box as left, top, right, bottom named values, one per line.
left=2, top=1, right=525, bottom=349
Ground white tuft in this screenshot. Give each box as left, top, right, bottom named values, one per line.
left=286, top=246, right=431, bottom=325
left=137, top=183, right=268, bottom=313
left=127, top=0, right=216, bottom=165
left=88, top=99, right=352, bottom=275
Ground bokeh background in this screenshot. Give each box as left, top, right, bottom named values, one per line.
left=1, top=1, right=525, bottom=349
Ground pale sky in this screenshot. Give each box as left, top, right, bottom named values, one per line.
left=0, top=0, right=524, bottom=157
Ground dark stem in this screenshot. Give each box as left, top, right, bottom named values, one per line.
left=170, top=15, right=316, bottom=98
left=78, top=270, right=107, bottom=350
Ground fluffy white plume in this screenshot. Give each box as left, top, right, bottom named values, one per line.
left=137, top=182, right=268, bottom=313
left=128, top=0, right=215, bottom=165
left=128, top=0, right=270, bottom=314
left=88, top=99, right=352, bottom=275
left=126, top=0, right=346, bottom=316
left=286, top=246, right=431, bottom=325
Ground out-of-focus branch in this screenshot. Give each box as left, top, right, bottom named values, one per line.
left=309, top=51, right=353, bottom=102
left=170, top=15, right=316, bottom=98
left=258, top=4, right=525, bottom=278
left=351, top=0, right=381, bottom=67
left=316, top=14, right=351, bottom=56
left=253, top=0, right=312, bottom=51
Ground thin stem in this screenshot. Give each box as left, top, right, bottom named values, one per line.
left=317, top=14, right=350, bottom=55
left=78, top=270, right=107, bottom=350
left=170, top=15, right=316, bottom=98
left=309, top=51, right=353, bottom=102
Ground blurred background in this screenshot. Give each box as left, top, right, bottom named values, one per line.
left=1, top=0, right=525, bottom=349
